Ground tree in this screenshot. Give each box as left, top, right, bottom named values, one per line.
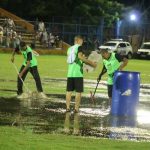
left=1, top=0, right=124, bottom=25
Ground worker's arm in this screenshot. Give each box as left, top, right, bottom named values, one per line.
left=118, top=57, right=128, bottom=71
left=32, top=50, right=39, bottom=56
left=78, top=52, right=97, bottom=68
left=11, top=49, right=16, bottom=63
left=97, top=65, right=107, bottom=81
left=19, top=52, right=32, bottom=78
left=115, top=54, right=128, bottom=71
left=19, top=61, right=30, bottom=78
left=11, top=46, right=20, bottom=63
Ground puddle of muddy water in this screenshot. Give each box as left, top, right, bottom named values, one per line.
left=0, top=95, right=150, bottom=141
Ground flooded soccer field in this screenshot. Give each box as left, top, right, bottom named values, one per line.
left=0, top=52, right=150, bottom=150
left=0, top=79, right=150, bottom=142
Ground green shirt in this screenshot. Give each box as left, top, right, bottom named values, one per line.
left=21, top=46, right=37, bottom=67
left=103, top=52, right=121, bottom=85
left=67, top=44, right=83, bottom=77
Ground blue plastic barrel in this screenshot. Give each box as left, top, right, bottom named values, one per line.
left=111, top=71, right=140, bottom=116
left=110, top=116, right=136, bottom=127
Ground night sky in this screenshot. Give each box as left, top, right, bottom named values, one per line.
left=116, top=0, right=150, bottom=8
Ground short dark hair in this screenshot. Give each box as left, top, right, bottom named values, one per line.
left=20, top=41, right=26, bottom=47
left=99, top=48, right=110, bottom=53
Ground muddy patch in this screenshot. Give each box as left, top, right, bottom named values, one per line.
left=0, top=78, right=150, bottom=141
left=0, top=95, right=150, bottom=141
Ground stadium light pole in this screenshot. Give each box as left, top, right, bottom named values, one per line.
left=116, top=18, right=122, bottom=39
left=129, top=13, right=137, bottom=45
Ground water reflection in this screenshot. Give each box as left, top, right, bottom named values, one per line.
left=137, top=109, right=150, bottom=124
left=110, top=116, right=136, bottom=127
left=0, top=96, right=150, bottom=141
left=64, top=112, right=80, bottom=135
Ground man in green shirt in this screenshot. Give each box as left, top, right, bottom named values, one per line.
left=66, top=35, right=97, bottom=113
left=97, top=48, right=128, bottom=103
left=11, top=41, right=47, bottom=99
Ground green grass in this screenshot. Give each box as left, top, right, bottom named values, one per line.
left=0, top=53, right=149, bottom=97
left=0, top=126, right=150, bottom=150
left=0, top=53, right=150, bottom=149
left=0, top=53, right=149, bottom=81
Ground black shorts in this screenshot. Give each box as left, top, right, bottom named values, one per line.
left=108, top=85, right=113, bottom=98
left=67, top=77, right=83, bottom=92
